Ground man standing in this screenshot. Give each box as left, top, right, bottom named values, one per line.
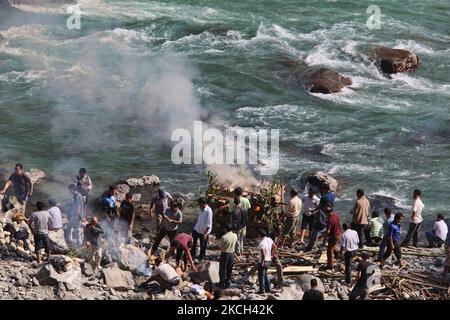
left=278, top=189, right=302, bottom=248
left=84, top=216, right=103, bottom=271
left=340, top=223, right=359, bottom=284
left=118, top=192, right=135, bottom=244
left=152, top=200, right=182, bottom=253
left=304, top=203, right=328, bottom=252
left=380, top=213, right=404, bottom=269
left=351, top=189, right=370, bottom=249
left=426, top=214, right=448, bottom=248
left=300, top=189, right=320, bottom=244
left=230, top=197, right=247, bottom=256
left=1, top=163, right=33, bottom=215
left=167, top=233, right=197, bottom=273
left=444, top=232, right=450, bottom=278
left=75, top=168, right=93, bottom=211
left=68, top=184, right=85, bottom=245
left=217, top=225, right=238, bottom=288
left=302, top=279, right=324, bottom=300
left=257, top=228, right=275, bottom=294
left=349, top=252, right=374, bottom=300
left=28, top=201, right=53, bottom=264
left=376, top=208, right=394, bottom=262
left=150, top=188, right=173, bottom=234
left=47, top=198, right=63, bottom=231
left=228, top=187, right=251, bottom=213
left=191, top=197, right=213, bottom=261
left=325, top=202, right=341, bottom=270
left=401, top=189, right=424, bottom=248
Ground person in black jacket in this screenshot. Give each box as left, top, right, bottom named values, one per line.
left=230, top=197, right=247, bottom=256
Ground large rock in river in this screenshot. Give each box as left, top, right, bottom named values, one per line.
left=302, top=67, right=352, bottom=94
left=371, top=46, right=419, bottom=74
left=284, top=60, right=352, bottom=94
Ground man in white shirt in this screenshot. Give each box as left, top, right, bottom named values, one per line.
left=340, top=223, right=359, bottom=284
left=300, top=189, right=320, bottom=244
left=426, top=214, right=448, bottom=248
left=401, top=189, right=424, bottom=247
left=143, top=257, right=180, bottom=290
left=257, top=228, right=275, bottom=294
left=47, top=198, right=63, bottom=230
left=191, top=197, right=213, bottom=260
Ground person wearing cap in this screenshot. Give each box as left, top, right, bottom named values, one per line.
left=191, top=197, right=213, bottom=260
left=150, top=187, right=173, bottom=234
left=47, top=198, right=63, bottom=231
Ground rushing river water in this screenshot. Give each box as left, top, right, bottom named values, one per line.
left=0, top=0, right=449, bottom=222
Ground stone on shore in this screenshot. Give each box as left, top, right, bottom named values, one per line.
left=190, top=261, right=220, bottom=284
left=102, top=264, right=135, bottom=291
left=48, top=229, right=69, bottom=254
left=126, top=175, right=160, bottom=188
left=115, top=244, right=149, bottom=275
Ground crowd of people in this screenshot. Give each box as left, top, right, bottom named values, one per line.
left=1, top=163, right=449, bottom=300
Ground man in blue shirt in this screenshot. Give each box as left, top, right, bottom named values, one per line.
left=380, top=213, right=404, bottom=269
left=319, top=184, right=335, bottom=209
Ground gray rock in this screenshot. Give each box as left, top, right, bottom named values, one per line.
left=58, top=268, right=82, bottom=291
left=8, top=286, right=17, bottom=296
left=115, top=244, right=149, bottom=275
left=35, top=264, right=61, bottom=286
left=56, top=282, right=66, bottom=299
left=48, top=230, right=69, bottom=254
left=297, top=171, right=339, bottom=194
left=102, top=266, right=135, bottom=291
left=190, top=261, right=220, bottom=284
left=434, top=257, right=445, bottom=267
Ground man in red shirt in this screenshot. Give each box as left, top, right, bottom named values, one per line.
left=167, top=233, right=197, bottom=273
left=325, top=202, right=341, bottom=270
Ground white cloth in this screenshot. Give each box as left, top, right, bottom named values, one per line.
left=48, top=206, right=63, bottom=229
left=258, top=236, right=274, bottom=262
left=412, top=198, right=424, bottom=224
left=193, top=205, right=213, bottom=235
left=302, top=195, right=320, bottom=216
left=433, top=220, right=448, bottom=241
left=341, top=229, right=359, bottom=252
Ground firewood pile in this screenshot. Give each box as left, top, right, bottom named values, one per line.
left=369, top=268, right=449, bottom=300
left=199, top=171, right=286, bottom=237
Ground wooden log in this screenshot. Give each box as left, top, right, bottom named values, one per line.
left=268, top=266, right=317, bottom=274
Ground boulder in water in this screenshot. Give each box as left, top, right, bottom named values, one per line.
left=371, top=46, right=419, bottom=74
left=303, top=67, right=352, bottom=94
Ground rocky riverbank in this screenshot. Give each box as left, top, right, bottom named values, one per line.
left=0, top=168, right=448, bottom=300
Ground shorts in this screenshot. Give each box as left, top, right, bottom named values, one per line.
left=283, top=216, right=299, bottom=237
left=34, top=233, right=50, bottom=253
left=445, top=245, right=450, bottom=267
left=301, top=214, right=314, bottom=230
